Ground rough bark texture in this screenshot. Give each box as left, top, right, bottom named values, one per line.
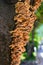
left=0, top=0, right=15, bottom=65
left=10, top=0, right=41, bottom=65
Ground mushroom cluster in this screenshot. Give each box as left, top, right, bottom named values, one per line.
left=10, top=0, right=41, bottom=65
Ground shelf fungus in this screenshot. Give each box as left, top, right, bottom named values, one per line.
left=10, top=0, right=41, bottom=65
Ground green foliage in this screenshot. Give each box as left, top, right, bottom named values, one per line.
left=29, top=32, right=32, bottom=40
left=34, top=41, right=38, bottom=48
left=21, top=52, right=36, bottom=61
left=35, top=2, right=43, bottom=18
left=35, top=2, right=43, bottom=27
